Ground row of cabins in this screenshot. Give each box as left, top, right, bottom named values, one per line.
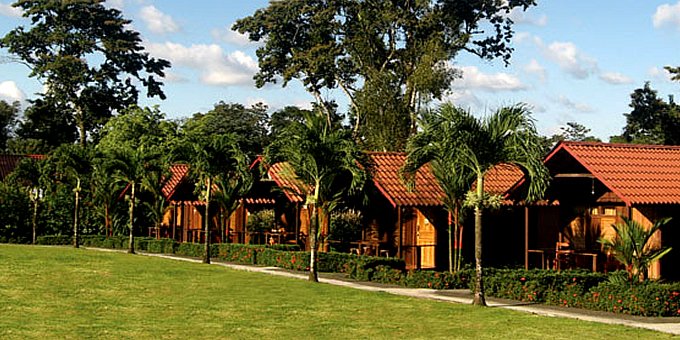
left=3, top=142, right=680, bottom=280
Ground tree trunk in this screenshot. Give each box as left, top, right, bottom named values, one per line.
left=128, top=182, right=136, bottom=254
left=73, top=178, right=80, bottom=248
left=203, top=177, right=212, bottom=264
left=448, top=211, right=453, bottom=273
left=455, top=205, right=463, bottom=272
left=77, top=107, right=87, bottom=147
left=308, top=203, right=319, bottom=282
left=473, top=174, right=486, bottom=306
left=32, top=200, right=38, bottom=245
left=105, top=204, right=111, bottom=238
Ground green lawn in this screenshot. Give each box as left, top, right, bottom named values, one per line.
left=0, top=245, right=673, bottom=339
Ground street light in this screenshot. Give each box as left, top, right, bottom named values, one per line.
left=29, top=187, right=44, bottom=245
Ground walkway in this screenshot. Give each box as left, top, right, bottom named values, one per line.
left=129, top=250, right=680, bottom=336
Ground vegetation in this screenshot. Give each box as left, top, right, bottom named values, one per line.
left=0, top=245, right=674, bottom=339
left=0, top=0, right=170, bottom=146
left=266, top=110, right=367, bottom=281
left=599, top=216, right=672, bottom=282
left=234, top=0, right=536, bottom=151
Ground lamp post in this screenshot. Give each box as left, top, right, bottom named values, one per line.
left=29, top=187, right=44, bottom=245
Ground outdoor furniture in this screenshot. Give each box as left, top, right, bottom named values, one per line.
left=527, top=249, right=547, bottom=269
left=553, top=241, right=573, bottom=270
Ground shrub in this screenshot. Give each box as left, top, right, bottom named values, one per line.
left=344, top=255, right=406, bottom=280
left=246, top=209, right=275, bottom=233
left=36, top=235, right=72, bottom=245
left=147, top=238, right=177, bottom=254
left=583, top=281, right=680, bottom=317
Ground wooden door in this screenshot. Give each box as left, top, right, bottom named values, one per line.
left=416, top=209, right=436, bottom=269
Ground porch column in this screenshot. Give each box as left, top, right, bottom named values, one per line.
left=524, top=206, right=529, bottom=269
left=397, top=205, right=402, bottom=258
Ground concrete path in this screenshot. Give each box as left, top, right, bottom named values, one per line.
left=131, top=251, right=680, bottom=335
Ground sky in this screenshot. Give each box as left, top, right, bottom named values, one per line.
left=0, top=0, right=679, bottom=140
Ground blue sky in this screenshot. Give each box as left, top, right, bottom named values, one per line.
left=0, top=0, right=679, bottom=140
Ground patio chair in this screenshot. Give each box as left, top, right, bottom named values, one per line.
left=553, top=241, right=573, bottom=270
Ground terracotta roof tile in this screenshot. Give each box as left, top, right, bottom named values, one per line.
left=162, top=164, right=190, bottom=199
left=547, top=141, right=680, bottom=205
left=267, top=162, right=306, bottom=203
left=368, top=152, right=444, bottom=207
left=369, top=152, right=524, bottom=207
left=0, top=154, right=44, bottom=180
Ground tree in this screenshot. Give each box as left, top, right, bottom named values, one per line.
left=599, top=216, right=672, bottom=282
left=402, top=109, right=476, bottom=273
left=234, top=0, right=536, bottom=151
left=44, top=144, right=93, bottom=248
left=14, top=99, right=77, bottom=151
left=109, top=145, right=163, bottom=254
left=266, top=110, right=366, bottom=282
left=176, top=131, right=252, bottom=264
left=1, top=0, right=170, bottom=146
left=183, top=102, right=270, bottom=160
left=0, top=100, right=19, bottom=151
left=90, top=153, right=124, bottom=238
left=269, top=106, right=309, bottom=141
left=430, top=103, right=548, bottom=306
left=612, top=82, right=680, bottom=145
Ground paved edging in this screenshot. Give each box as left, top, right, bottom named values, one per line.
left=128, top=251, right=680, bottom=335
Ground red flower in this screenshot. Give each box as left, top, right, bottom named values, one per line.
left=572, top=277, right=577, bottom=282
left=520, top=277, right=526, bottom=281
left=617, top=299, right=622, bottom=303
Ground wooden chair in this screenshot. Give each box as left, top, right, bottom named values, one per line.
left=553, top=241, right=573, bottom=270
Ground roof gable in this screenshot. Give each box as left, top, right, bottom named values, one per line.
left=0, top=154, right=45, bottom=180
left=546, top=141, right=680, bottom=205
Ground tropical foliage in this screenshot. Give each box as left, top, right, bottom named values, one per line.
left=599, top=216, right=672, bottom=282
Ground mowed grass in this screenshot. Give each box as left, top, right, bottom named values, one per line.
left=0, top=245, right=673, bottom=339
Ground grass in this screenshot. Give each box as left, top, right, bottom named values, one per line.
left=0, top=245, right=674, bottom=339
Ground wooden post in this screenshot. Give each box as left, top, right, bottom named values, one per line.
left=397, top=206, right=402, bottom=258
left=524, top=206, right=529, bottom=270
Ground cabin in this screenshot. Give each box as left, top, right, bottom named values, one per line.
left=364, top=152, right=525, bottom=270
left=522, top=141, right=680, bottom=280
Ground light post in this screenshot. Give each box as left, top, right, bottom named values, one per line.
left=29, top=187, right=44, bottom=245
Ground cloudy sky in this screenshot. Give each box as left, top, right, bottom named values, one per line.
left=0, top=0, right=679, bottom=140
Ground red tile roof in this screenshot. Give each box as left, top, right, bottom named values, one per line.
left=0, top=154, right=44, bottom=180
left=266, top=162, right=306, bottom=203
left=546, top=141, right=680, bottom=205
left=369, top=152, right=524, bottom=207
left=163, top=164, right=190, bottom=199
left=368, top=152, right=444, bottom=207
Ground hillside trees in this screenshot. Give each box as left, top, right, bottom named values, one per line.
left=234, top=0, right=536, bottom=151
left=0, top=0, right=170, bottom=146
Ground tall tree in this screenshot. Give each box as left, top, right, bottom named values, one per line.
left=430, top=103, right=548, bottom=306
left=618, top=82, right=671, bottom=144
left=402, top=109, right=476, bottom=273
left=1, top=0, right=170, bottom=146
left=266, top=110, right=366, bottom=282
left=269, top=106, right=309, bottom=141
left=234, top=0, right=535, bottom=151
left=175, top=132, right=252, bottom=264
left=44, top=144, right=93, bottom=248
left=0, top=100, right=19, bottom=151
left=183, top=102, right=270, bottom=160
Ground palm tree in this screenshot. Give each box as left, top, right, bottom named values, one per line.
left=266, top=110, right=366, bottom=282
left=420, top=103, right=548, bottom=306
left=599, top=216, right=672, bottom=282
left=403, top=111, right=475, bottom=273
left=110, top=145, right=163, bottom=254
left=46, top=144, right=93, bottom=248
left=91, top=153, right=124, bottom=237
left=179, top=133, right=251, bottom=264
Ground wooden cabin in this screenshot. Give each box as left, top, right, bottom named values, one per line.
left=0, top=154, right=45, bottom=181
left=365, top=153, right=524, bottom=270
left=521, top=141, right=680, bottom=280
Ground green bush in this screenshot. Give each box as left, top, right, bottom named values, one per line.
left=246, top=209, right=275, bottom=233
left=36, top=235, right=72, bottom=245
left=581, top=282, right=680, bottom=317
left=147, top=238, right=176, bottom=253
left=483, top=268, right=606, bottom=303
left=344, top=255, right=406, bottom=280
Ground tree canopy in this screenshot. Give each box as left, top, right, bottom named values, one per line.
left=234, top=0, right=536, bottom=151
left=611, top=82, right=680, bottom=145
left=0, top=0, right=170, bottom=146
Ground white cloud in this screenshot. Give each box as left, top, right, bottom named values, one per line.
left=0, top=2, right=22, bottom=17
left=543, top=41, right=598, bottom=79
left=508, top=8, right=547, bottom=26
left=139, top=5, right=180, bottom=34
left=0, top=81, right=25, bottom=103
left=524, top=59, right=546, bottom=82
left=653, top=1, right=680, bottom=30
left=212, top=25, right=256, bottom=47
left=599, top=72, right=633, bottom=85
left=145, top=42, right=258, bottom=86
left=455, top=66, right=528, bottom=92
left=556, top=95, right=594, bottom=113
left=442, top=90, right=482, bottom=110
left=648, top=66, right=673, bottom=82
